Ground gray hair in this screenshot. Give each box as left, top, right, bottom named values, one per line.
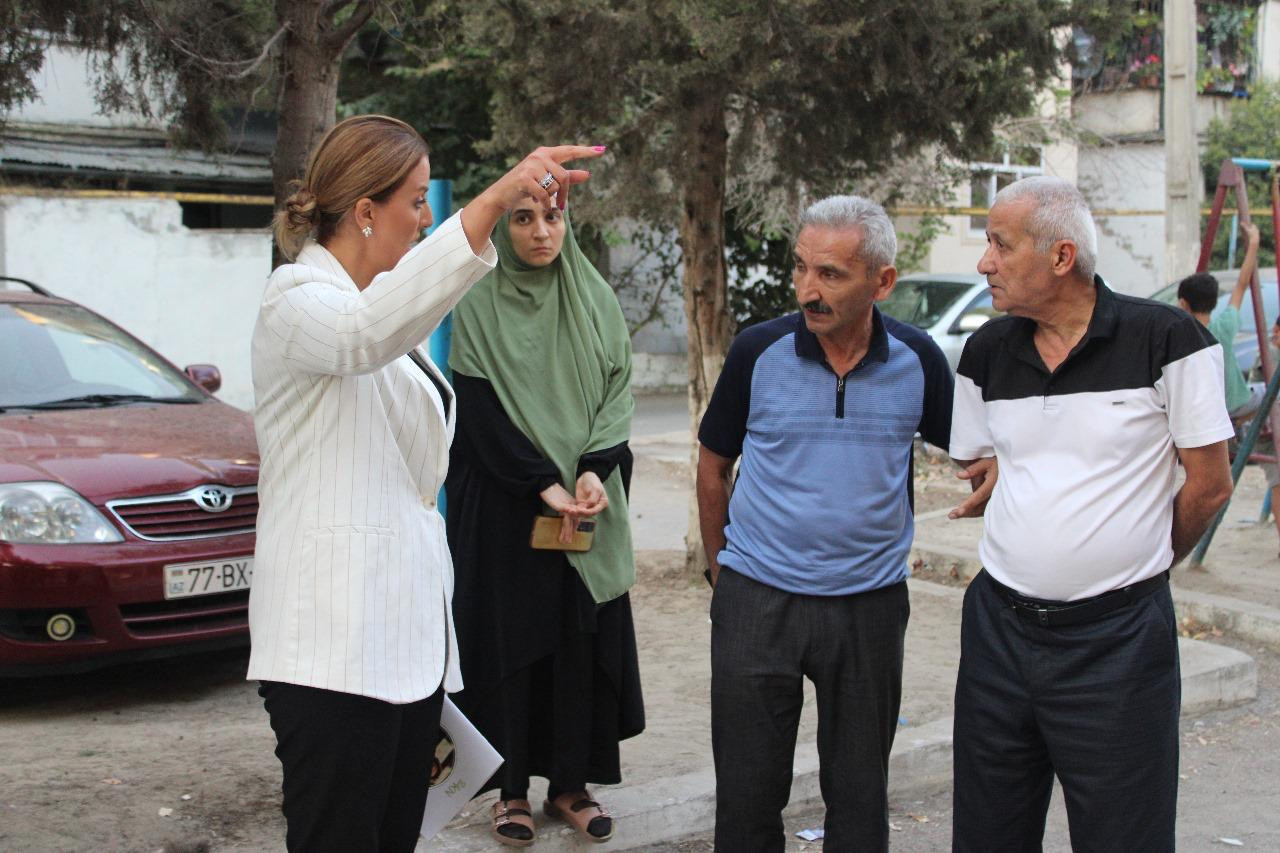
left=799, top=195, right=898, bottom=270
left=992, top=176, right=1098, bottom=280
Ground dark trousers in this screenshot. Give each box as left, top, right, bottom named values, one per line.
left=259, top=681, right=445, bottom=853
left=952, top=570, right=1180, bottom=853
left=710, top=567, right=909, bottom=853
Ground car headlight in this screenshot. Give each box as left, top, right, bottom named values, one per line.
left=0, top=483, right=124, bottom=544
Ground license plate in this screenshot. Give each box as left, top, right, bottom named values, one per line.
left=163, top=557, right=253, bottom=600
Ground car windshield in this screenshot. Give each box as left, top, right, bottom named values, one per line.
left=880, top=280, right=975, bottom=329
left=0, top=303, right=204, bottom=409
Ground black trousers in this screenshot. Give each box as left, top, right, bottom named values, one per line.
left=259, top=680, right=445, bottom=853
left=952, top=570, right=1180, bottom=853
left=710, top=567, right=909, bottom=853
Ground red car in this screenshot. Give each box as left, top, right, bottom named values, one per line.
left=0, top=278, right=259, bottom=674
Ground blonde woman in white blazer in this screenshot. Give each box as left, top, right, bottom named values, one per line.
left=249, top=114, right=604, bottom=853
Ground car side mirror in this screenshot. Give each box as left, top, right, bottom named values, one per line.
left=955, top=313, right=989, bottom=333
left=184, top=364, right=221, bottom=394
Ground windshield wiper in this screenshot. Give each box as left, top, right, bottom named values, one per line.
left=16, top=394, right=200, bottom=409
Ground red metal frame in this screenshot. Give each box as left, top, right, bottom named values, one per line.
left=1196, top=159, right=1280, bottom=464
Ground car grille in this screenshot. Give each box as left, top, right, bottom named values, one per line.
left=119, top=590, right=249, bottom=638
left=107, top=485, right=258, bottom=541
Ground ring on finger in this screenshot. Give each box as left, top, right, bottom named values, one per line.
left=538, top=171, right=555, bottom=190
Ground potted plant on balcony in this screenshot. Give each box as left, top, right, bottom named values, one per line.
left=1198, top=62, right=1248, bottom=96
left=1199, top=64, right=1235, bottom=94
left=1129, top=53, right=1162, bottom=88
left=1198, top=2, right=1256, bottom=97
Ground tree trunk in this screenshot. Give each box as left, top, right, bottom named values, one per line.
left=270, top=0, right=373, bottom=266
left=676, top=88, right=733, bottom=576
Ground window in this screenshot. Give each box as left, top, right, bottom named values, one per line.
left=879, top=280, right=975, bottom=330
left=969, top=147, right=1044, bottom=233
left=951, top=290, right=1004, bottom=333
left=180, top=202, right=272, bottom=230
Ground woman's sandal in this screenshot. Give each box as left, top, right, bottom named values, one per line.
left=543, top=791, right=613, bottom=843
left=491, top=799, right=536, bottom=847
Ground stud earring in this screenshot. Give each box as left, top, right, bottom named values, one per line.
left=362, top=225, right=373, bottom=238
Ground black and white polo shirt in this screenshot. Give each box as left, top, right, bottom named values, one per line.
left=950, top=278, right=1234, bottom=601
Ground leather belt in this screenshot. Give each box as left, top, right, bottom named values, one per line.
left=988, top=571, right=1170, bottom=628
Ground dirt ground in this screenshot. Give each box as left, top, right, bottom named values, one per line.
left=0, top=545, right=960, bottom=853
left=636, top=635, right=1280, bottom=853
left=1, top=396, right=1277, bottom=852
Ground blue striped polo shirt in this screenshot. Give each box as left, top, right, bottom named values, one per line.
left=699, top=308, right=953, bottom=596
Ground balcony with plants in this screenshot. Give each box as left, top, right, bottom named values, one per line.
left=1071, top=2, right=1261, bottom=138
left=1072, top=1, right=1258, bottom=97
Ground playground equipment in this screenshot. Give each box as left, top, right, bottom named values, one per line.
left=1190, top=157, right=1280, bottom=565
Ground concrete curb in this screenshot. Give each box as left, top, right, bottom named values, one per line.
left=1171, top=587, right=1280, bottom=651
left=1180, top=636, right=1259, bottom=714
left=429, top=717, right=955, bottom=852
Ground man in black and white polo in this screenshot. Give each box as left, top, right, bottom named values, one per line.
left=949, top=176, right=1234, bottom=852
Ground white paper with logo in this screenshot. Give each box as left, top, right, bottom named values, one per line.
left=419, top=697, right=503, bottom=841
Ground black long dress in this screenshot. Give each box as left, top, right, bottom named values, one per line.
left=445, top=371, right=645, bottom=796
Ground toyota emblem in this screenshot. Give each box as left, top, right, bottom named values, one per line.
left=194, top=485, right=233, bottom=513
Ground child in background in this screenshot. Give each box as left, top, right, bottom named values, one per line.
left=1177, top=221, right=1263, bottom=420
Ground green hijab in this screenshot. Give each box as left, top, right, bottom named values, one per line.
left=450, top=211, right=635, bottom=604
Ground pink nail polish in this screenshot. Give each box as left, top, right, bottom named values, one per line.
left=592, top=145, right=607, bottom=152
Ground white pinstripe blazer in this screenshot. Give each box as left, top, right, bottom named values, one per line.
left=247, top=212, right=496, bottom=703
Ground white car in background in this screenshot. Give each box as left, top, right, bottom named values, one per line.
left=879, top=273, right=998, bottom=371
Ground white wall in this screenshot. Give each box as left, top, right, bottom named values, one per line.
left=0, top=193, right=270, bottom=410
left=1078, top=143, right=1168, bottom=296
left=13, top=43, right=155, bottom=128
left=903, top=85, right=1078, bottom=278
left=606, top=223, right=687, bottom=391
left=1259, top=1, right=1280, bottom=81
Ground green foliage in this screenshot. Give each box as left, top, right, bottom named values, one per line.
left=2, top=0, right=277, bottom=148
left=726, top=216, right=795, bottom=330
left=1197, top=1, right=1257, bottom=94
left=451, top=0, right=1123, bottom=231
left=1202, top=80, right=1280, bottom=269
left=1201, top=2, right=1255, bottom=55
left=412, top=0, right=1126, bottom=350
left=338, top=17, right=506, bottom=204
left=897, top=214, right=951, bottom=275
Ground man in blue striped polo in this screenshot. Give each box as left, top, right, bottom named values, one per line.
left=697, top=195, right=954, bottom=852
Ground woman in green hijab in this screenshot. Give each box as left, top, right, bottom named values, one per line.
left=447, top=200, right=644, bottom=847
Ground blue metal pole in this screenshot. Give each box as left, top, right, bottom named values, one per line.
left=426, top=179, right=453, bottom=515
left=426, top=179, right=454, bottom=380
left=1231, top=157, right=1279, bottom=172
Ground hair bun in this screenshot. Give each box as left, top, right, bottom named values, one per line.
left=284, top=185, right=319, bottom=229
left=273, top=183, right=322, bottom=261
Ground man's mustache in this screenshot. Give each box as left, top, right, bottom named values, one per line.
left=801, top=300, right=833, bottom=314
